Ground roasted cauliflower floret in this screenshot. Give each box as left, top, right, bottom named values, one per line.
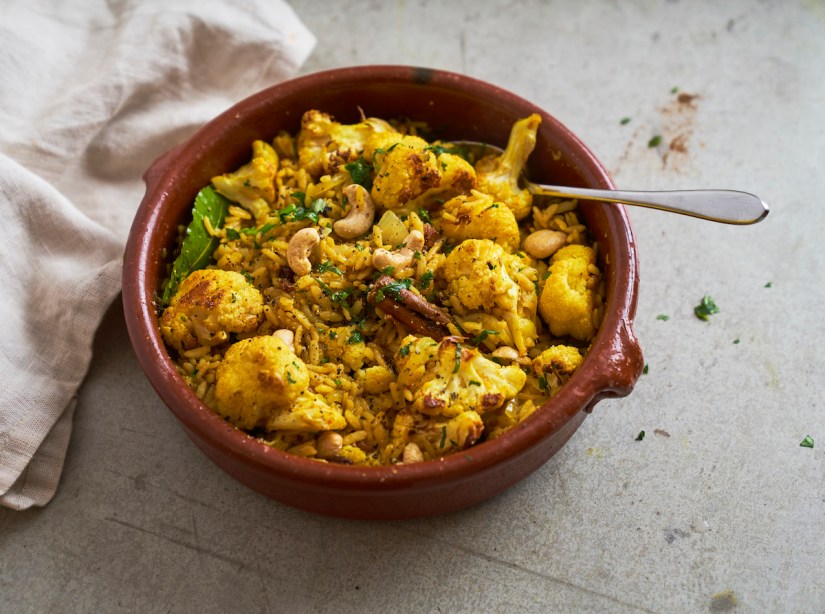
left=214, top=335, right=310, bottom=430
left=539, top=244, right=600, bottom=341
left=370, top=135, right=475, bottom=211
left=475, top=113, right=541, bottom=221
left=440, top=190, right=521, bottom=251
left=266, top=389, right=347, bottom=432
left=395, top=335, right=441, bottom=391
left=160, top=269, right=263, bottom=352
left=398, top=336, right=526, bottom=418
left=354, top=365, right=396, bottom=395
left=212, top=140, right=279, bottom=222
left=391, top=408, right=484, bottom=459
left=532, top=345, right=584, bottom=386
left=440, top=239, right=520, bottom=313
left=320, top=325, right=368, bottom=372
left=297, top=110, right=396, bottom=177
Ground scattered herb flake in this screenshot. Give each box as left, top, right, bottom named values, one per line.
left=636, top=430, right=646, bottom=441
left=225, top=228, right=241, bottom=241
left=347, top=330, right=364, bottom=345
left=694, top=295, right=720, bottom=321
left=620, top=117, right=631, bottom=125
left=733, top=338, right=740, bottom=344
left=764, top=281, right=772, bottom=288
left=399, top=342, right=412, bottom=357
left=417, top=207, right=431, bottom=223
left=643, top=364, right=649, bottom=374
left=800, top=435, right=814, bottom=449
left=468, top=380, right=481, bottom=386
left=418, top=270, right=434, bottom=289
left=316, top=261, right=343, bottom=276
left=671, top=86, right=679, bottom=94
left=329, top=330, right=338, bottom=339
left=656, top=314, right=670, bottom=321
left=453, top=342, right=462, bottom=373
left=538, top=375, right=550, bottom=394
left=439, top=426, right=447, bottom=448
left=648, top=135, right=663, bottom=148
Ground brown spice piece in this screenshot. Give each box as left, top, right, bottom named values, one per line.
left=368, top=275, right=451, bottom=339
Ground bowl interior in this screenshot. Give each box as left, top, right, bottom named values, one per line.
left=124, top=66, right=641, bottom=517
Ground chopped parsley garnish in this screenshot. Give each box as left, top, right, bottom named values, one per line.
left=374, top=278, right=412, bottom=302
left=418, top=270, right=434, bottom=289
left=620, top=117, right=631, bottom=125
left=671, top=86, right=679, bottom=94
left=636, top=430, right=646, bottom=441
left=453, top=342, right=462, bottom=373
left=538, top=375, right=550, bottom=394
left=694, top=295, right=720, bottom=321
left=648, top=135, right=663, bottom=148
left=329, top=330, right=338, bottom=339
left=344, top=157, right=373, bottom=190
left=470, top=329, right=499, bottom=346
left=316, top=261, right=343, bottom=276
left=286, top=371, right=296, bottom=384
left=656, top=314, right=670, bottom=321
left=277, top=198, right=327, bottom=224
left=439, top=426, right=447, bottom=448
left=241, top=271, right=255, bottom=284
left=468, top=380, right=481, bottom=387
left=316, top=279, right=352, bottom=304
left=399, top=342, right=412, bottom=357
left=347, top=330, right=364, bottom=345
left=225, top=228, right=241, bottom=241
left=764, top=281, right=772, bottom=288
left=380, top=265, right=395, bottom=276
left=643, top=364, right=649, bottom=374
left=417, top=207, right=431, bottom=223
left=800, top=435, right=814, bottom=449
left=733, top=338, right=740, bottom=344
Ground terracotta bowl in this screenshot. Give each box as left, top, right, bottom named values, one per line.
left=122, top=65, right=643, bottom=520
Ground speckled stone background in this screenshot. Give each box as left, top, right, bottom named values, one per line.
left=3, top=1, right=823, bottom=612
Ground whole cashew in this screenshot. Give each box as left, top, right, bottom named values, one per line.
left=334, top=184, right=376, bottom=239
left=287, top=227, right=320, bottom=277
left=522, top=229, right=567, bottom=259
left=372, top=229, right=425, bottom=270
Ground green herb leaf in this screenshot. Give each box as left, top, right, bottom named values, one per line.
left=671, top=86, right=679, bottom=94
left=316, top=261, right=343, bottom=276
left=418, top=270, right=434, bottom=289
left=380, top=278, right=413, bottom=301
left=347, top=330, right=364, bottom=345
left=648, top=135, right=663, bottom=148
left=733, top=338, right=741, bottom=344
left=439, top=426, right=447, bottom=448
left=453, top=342, right=462, bottom=373
left=636, top=430, right=646, bottom=441
left=417, top=207, right=431, bottom=223
left=344, top=157, right=373, bottom=190
left=643, top=364, right=649, bottom=374
left=694, top=295, right=720, bottom=321
left=656, top=314, right=670, bottom=321
left=764, top=281, right=772, bottom=288
left=225, top=228, right=241, bottom=241
left=620, top=117, right=631, bottom=125
left=468, top=380, right=481, bottom=387
left=161, top=186, right=230, bottom=305
left=538, top=375, right=549, bottom=394
left=399, top=342, right=412, bottom=357
left=800, top=435, right=815, bottom=448
left=470, top=329, right=499, bottom=346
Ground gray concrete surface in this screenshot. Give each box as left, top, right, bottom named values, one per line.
left=3, top=1, right=824, bottom=612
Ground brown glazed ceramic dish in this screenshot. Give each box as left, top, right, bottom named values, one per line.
left=122, top=66, right=643, bottom=520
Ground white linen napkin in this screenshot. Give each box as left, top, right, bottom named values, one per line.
left=0, top=0, right=315, bottom=510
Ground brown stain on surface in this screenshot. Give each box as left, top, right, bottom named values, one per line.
left=710, top=590, right=738, bottom=611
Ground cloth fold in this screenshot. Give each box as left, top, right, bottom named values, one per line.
left=0, top=0, right=315, bottom=510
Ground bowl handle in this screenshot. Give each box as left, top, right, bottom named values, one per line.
left=586, top=319, right=644, bottom=411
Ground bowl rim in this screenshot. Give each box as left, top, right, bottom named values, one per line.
left=122, top=65, right=642, bottom=493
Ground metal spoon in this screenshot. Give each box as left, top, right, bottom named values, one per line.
left=450, top=141, right=770, bottom=225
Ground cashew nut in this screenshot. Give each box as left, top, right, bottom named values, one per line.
left=402, top=442, right=424, bottom=464
left=287, top=227, right=320, bottom=277
left=334, top=184, right=376, bottom=239
left=272, top=328, right=294, bottom=348
left=522, top=229, right=568, bottom=259
left=372, top=229, right=425, bottom=270
left=316, top=431, right=343, bottom=459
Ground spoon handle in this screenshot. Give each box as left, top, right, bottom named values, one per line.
left=528, top=183, right=770, bottom=225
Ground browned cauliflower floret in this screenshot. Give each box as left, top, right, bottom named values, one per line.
left=159, top=269, right=263, bottom=352
left=297, top=110, right=396, bottom=177
left=440, top=239, right=520, bottom=313
left=440, top=189, right=521, bottom=251
left=214, top=335, right=310, bottom=430
left=396, top=336, right=526, bottom=418
left=390, top=408, right=484, bottom=459
left=539, top=244, right=600, bottom=341
left=266, top=389, right=347, bottom=432
left=370, top=135, right=475, bottom=211
left=532, top=345, right=584, bottom=383
left=475, top=113, right=541, bottom=221
left=320, top=325, right=368, bottom=372
left=212, top=140, right=279, bottom=221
